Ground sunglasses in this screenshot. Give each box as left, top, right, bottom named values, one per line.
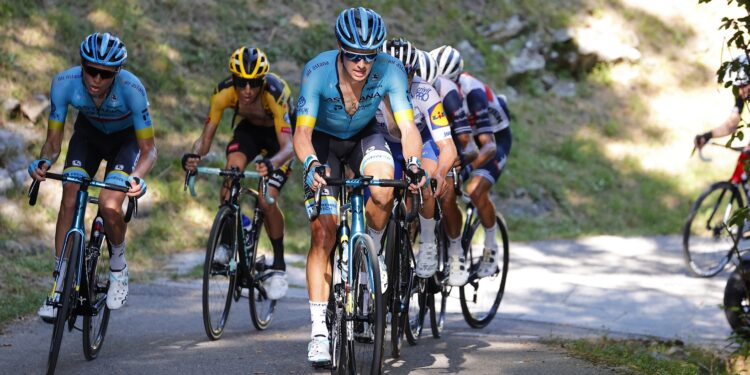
left=341, top=48, right=378, bottom=63
left=234, top=77, right=264, bottom=88
left=82, top=64, right=119, bottom=79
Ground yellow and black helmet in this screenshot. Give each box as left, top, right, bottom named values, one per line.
left=228, top=46, right=269, bottom=79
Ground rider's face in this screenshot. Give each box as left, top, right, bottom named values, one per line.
left=81, top=63, right=118, bottom=96
left=340, top=46, right=377, bottom=83
left=234, top=78, right=262, bottom=105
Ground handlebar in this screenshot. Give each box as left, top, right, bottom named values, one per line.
left=184, top=167, right=274, bottom=204
left=693, top=142, right=746, bottom=162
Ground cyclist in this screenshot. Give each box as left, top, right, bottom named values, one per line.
left=294, top=7, right=425, bottom=366
left=695, top=55, right=750, bottom=150
left=431, top=45, right=512, bottom=284
left=28, top=32, right=155, bottom=319
left=182, top=46, right=294, bottom=300
left=377, top=39, right=458, bottom=279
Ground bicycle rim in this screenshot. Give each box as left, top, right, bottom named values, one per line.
left=47, top=234, right=80, bottom=375
left=249, top=216, right=276, bottom=330
left=202, top=206, right=237, bottom=340
left=82, top=235, right=110, bottom=360
left=329, top=243, right=346, bottom=373
left=683, top=181, right=741, bottom=277
left=460, top=214, right=509, bottom=328
left=350, top=234, right=384, bottom=375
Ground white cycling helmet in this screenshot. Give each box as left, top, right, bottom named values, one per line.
left=382, top=38, right=417, bottom=72
left=415, top=49, right=438, bottom=85
left=730, top=54, right=750, bottom=87
left=430, top=45, right=463, bottom=81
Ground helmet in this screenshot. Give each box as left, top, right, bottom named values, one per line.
left=79, top=32, right=127, bottom=67
left=415, top=49, right=438, bottom=85
left=730, top=54, right=750, bottom=87
left=335, top=7, right=387, bottom=51
left=430, top=45, right=463, bottom=81
left=228, top=47, right=269, bottom=79
left=382, top=38, right=417, bottom=72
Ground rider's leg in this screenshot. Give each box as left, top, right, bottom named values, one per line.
left=98, top=188, right=128, bottom=269
left=439, top=176, right=463, bottom=256
left=221, top=151, right=248, bottom=202
left=416, top=158, right=439, bottom=278
left=306, top=214, right=337, bottom=340
left=260, top=177, right=286, bottom=271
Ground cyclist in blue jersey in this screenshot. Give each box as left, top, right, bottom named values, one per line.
left=28, top=33, right=156, bottom=320
left=432, top=45, right=512, bottom=284
left=377, top=39, right=458, bottom=279
left=293, top=7, right=425, bottom=366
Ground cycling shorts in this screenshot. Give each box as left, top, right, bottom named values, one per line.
left=226, top=119, right=292, bottom=191
left=471, top=127, right=512, bottom=185
left=386, top=139, right=438, bottom=180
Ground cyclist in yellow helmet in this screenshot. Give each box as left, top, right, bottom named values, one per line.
left=183, top=46, right=295, bottom=300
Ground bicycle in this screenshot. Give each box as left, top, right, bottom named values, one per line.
left=185, top=166, right=277, bottom=340
left=28, top=170, right=137, bottom=375
left=418, top=168, right=510, bottom=334
left=683, top=143, right=750, bottom=277
left=310, top=164, right=414, bottom=374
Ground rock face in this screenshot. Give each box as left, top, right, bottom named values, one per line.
left=0, top=124, right=32, bottom=194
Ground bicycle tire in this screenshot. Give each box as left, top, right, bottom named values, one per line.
left=82, top=233, right=110, bottom=360
left=384, top=218, right=403, bottom=357
left=406, top=282, right=426, bottom=343
left=460, top=214, right=509, bottom=328
left=249, top=215, right=276, bottom=330
left=325, top=241, right=345, bottom=373
left=47, top=234, right=81, bottom=375
left=683, top=181, right=743, bottom=277
left=426, top=222, right=449, bottom=338
left=350, top=234, right=384, bottom=375
left=724, top=260, right=750, bottom=339
left=202, top=205, right=238, bottom=340
left=394, top=219, right=417, bottom=353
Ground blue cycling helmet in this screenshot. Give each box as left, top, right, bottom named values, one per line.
left=335, top=7, right=387, bottom=51
left=80, top=32, right=127, bottom=67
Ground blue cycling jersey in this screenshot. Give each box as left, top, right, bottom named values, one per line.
left=48, top=66, right=154, bottom=139
left=296, top=50, right=413, bottom=139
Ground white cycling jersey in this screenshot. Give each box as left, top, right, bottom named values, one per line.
left=457, top=72, right=510, bottom=135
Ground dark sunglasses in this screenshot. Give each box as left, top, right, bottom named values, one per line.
left=82, top=64, right=119, bottom=79
left=233, top=76, right=264, bottom=88
left=341, top=48, right=378, bottom=63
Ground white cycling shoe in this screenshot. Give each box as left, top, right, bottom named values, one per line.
left=415, top=242, right=438, bottom=278
left=447, top=255, right=470, bottom=286
left=476, top=246, right=500, bottom=278
left=308, top=336, right=331, bottom=366
left=38, top=302, right=57, bottom=323
left=264, top=270, right=289, bottom=300
left=213, top=244, right=231, bottom=265
left=107, top=266, right=129, bottom=310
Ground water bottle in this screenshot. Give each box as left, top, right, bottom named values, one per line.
left=242, top=214, right=253, bottom=252
left=340, top=241, right=349, bottom=281
left=93, top=217, right=104, bottom=239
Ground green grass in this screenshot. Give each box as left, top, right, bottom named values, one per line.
left=548, top=337, right=728, bottom=375
left=0, top=251, right=51, bottom=329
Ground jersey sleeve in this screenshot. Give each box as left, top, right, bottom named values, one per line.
left=386, top=64, right=414, bottom=125
left=265, top=74, right=293, bottom=136
left=442, top=90, right=471, bottom=135
left=296, top=62, right=321, bottom=129
left=48, top=74, right=70, bottom=132
left=207, top=78, right=236, bottom=127
left=123, top=76, right=154, bottom=140
left=417, top=85, right=451, bottom=142
left=466, top=89, right=492, bottom=135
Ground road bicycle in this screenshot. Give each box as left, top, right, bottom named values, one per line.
left=186, top=166, right=277, bottom=340
left=418, top=168, right=510, bottom=335
left=28, top=170, right=136, bottom=375
left=683, top=143, right=750, bottom=277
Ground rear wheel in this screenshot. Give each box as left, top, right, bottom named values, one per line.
left=725, top=261, right=750, bottom=338
left=249, top=215, right=276, bottom=330
left=683, top=181, right=743, bottom=277
left=460, top=214, right=509, bottom=328
left=82, top=233, right=110, bottom=360
left=47, top=234, right=80, bottom=375
left=350, top=234, right=384, bottom=375
left=202, top=205, right=237, bottom=340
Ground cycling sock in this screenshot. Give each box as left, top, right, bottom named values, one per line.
left=270, top=237, right=286, bottom=271
left=367, top=226, right=385, bottom=254
left=484, top=223, right=497, bottom=249
left=419, top=214, right=436, bottom=244
left=448, top=235, right=462, bottom=258
left=109, top=241, right=127, bottom=271
left=309, top=300, right=328, bottom=339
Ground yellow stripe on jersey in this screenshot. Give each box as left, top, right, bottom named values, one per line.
left=49, top=120, right=64, bottom=132
left=297, top=114, right=317, bottom=129
left=135, top=127, right=154, bottom=140
left=393, top=109, right=414, bottom=125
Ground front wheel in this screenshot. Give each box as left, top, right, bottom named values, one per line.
left=202, top=205, right=238, bottom=340
left=350, top=234, right=384, bottom=375
left=248, top=215, right=276, bottom=330
left=725, top=261, right=750, bottom=338
left=460, top=214, right=509, bottom=328
left=683, top=181, right=743, bottom=277
left=47, top=234, right=80, bottom=375
left=82, top=234, right=110, bottom=360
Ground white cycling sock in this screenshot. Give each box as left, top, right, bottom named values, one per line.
left=484, top=223, right=497, bottom=249
left=448, top=235, right=462, bottom=258
left=367, top=226, right=385, bottom=254
left=310, top=301, right=328, bottom=340
left=419, top=214, right=435, bottom=245
left=110, top=241, right=127, bottom=271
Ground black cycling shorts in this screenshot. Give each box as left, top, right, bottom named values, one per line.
left=226, top=119, right=292, bottom=191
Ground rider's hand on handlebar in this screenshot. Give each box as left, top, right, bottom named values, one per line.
left=694, top=131, right=712, bottom=150
left=181, top=153, right=201, bottom=173
left=126, top=176, right=147, bottom=198
left=433, top=173, right=449, bottom=198
left=255, top=158, right=274, bottom=178
left=28, top=159, right=51, bottom=181
left=305, top=163, right=328, bottom=192
left=405, top=158, right=426, bottom=194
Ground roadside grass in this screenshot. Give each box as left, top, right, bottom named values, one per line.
left=0, top=251, right=51, bottom=330
left=547, top=337, right=728, bottom=375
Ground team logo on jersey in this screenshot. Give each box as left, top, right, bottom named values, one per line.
left=298, top=96, right=306, bottom=108
left=72, top=160, right=82, bottom=167
left=429, top=103, right=449, bottom=127
left=371, top=73, right=380, bottom=81
left=414, top=87, right=430, bottom=102
left=141, top=108, right=152, bottom=126
left=115, top=164, right=124, bottom=171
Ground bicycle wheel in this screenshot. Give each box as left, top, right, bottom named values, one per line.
left=725, top=260, right=750, bottom=339
left=328, top=242, right=346, bottom=373
left=350, top=234, right=384, bottom=375
left=384, top=218, right=403, bottom=357
left=426, top=223, right=449, bottom=338
left=683, top=181, right=743, bottom=277
left=460, top=214, right=509, bottom=328
left=202, top=205, right=238, bottom=340
left=403, top=275, right=422, bottom=345
left=47, top=234, right=80, bottom=375
left=249, top=215, right=276, bottom=330
left=82, top=234, right=110, bottom=360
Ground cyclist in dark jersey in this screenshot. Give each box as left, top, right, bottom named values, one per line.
left=182, top=47, right=295, bottom=300
left=293, top=7, right=425, bottom=366
left=28, top=32, right=156, bottom=319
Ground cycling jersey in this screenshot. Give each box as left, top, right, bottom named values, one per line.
left=206, top=72, right=293, bottom=136
left=375, top=76, right=451, bottom=144
left=48, top=66, right=153, bottom=140
left=296, top=50, right=414, bottom=139
left=432, top=76, right=472, bottom=136
left=457, top=72, right=510, bottom=135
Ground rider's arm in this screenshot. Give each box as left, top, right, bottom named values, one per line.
left=126, top=76, right=157, bottom=196
left=441, top=88, right=478, bottom=164
left=420, top=86, right=458, bottom=180
left=465, top=89, right=496, bottom=168
left=41, top=75, right=72, bottom=164
left=268, top=79, right=295, bottom=170
left=192, top=84, right=233, bottom=156
left=697, top=96, right=744, bottom=147
left=387, top=68, right=420, bottom=163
